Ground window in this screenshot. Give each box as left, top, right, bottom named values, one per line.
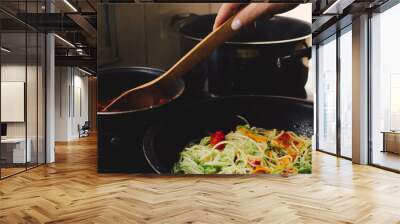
left=339, top=27, right=352, bottom=158
left=316, top=24, right=353, bottom=159
left=370, top=2, right=400, bottom=171
left=317, top=35, right=337, bottom=154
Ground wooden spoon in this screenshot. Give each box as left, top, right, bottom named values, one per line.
left=101, top=15, right=239, bottom=112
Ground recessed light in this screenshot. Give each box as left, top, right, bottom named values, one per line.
left=78, top=67, right=93, bottom=76
left=1, top=47, right=11, bottom=53
left=322, top=0, right=354, bottom=15
left=54, top=34, right=75, bottom=48
left=63, top=0, right=78, bottom=12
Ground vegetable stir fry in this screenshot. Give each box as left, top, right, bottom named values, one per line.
left=173, top=124, right=312, bottom=175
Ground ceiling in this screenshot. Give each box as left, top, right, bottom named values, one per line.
left=312, top=0, right=392, bottom=43
left=0, top=0, right=97, bottom=71
left=0, top=0, right=96, bottom=14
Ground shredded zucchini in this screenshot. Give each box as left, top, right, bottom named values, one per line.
left=173, top=125, right=312, bottom=175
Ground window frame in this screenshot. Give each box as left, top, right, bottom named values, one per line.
left=315, top=23, right=353, bottom=161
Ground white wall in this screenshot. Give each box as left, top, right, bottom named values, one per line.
left=1, top=82, right=25, bottom=122
left=279, top=3, right=312, bottom=22
left=1, top=65, right=26, bottom=141
left=55, top=66, right=69, bottom=141
left=71, top=73, right=89, bottom=139
left=55, top=67, right=89, bottom=141
left=1, top=63, right=46, bottom=164
left=1, top=65, right=35, bottom=138
left=1, top=64, right=29, bottom=144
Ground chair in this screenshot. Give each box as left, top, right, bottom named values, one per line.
left=78, top=121, right=90, bottom=138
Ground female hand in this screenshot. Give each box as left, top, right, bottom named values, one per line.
left=213, top=3, right=299, bottom=31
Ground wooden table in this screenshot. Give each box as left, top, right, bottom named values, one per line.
left=381, top=131, right=400, bottom=154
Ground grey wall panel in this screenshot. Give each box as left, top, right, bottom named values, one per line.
left=98, top=4, right=146, bottom=68
left=98, top=3, right=223, bottom=70
left=143, top=3, right=210, bottom=70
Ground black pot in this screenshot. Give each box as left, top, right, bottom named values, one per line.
left=172, top=14, right=312, bottom=98
left=143, top=95, right=313, bottom=174
left=97, top=67, right=185, bottom=173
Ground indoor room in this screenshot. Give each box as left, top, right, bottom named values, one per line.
left=1, top=1, right=400, bottom=223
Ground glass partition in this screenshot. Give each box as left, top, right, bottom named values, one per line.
left=316, top=24, right=353, bottom=160
left=1, top=30, right=28, bottom=177
left=339, top=27, right=352, bottom=158
left=317, top=35, right=337, bottom=155
left=370, top=3, right=400, bottom=171
left=0, top=1, right=46, bottom=179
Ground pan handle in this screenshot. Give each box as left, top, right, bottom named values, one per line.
left=276, top=47, right=311, bottom=68
left=170, top=13, right=199, bottom=32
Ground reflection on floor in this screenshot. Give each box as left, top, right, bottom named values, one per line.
left=373, top=150, right=400, bottom=171
left=0, top=167, right=25, bottom=178
left=1, top=135, right=400, bottom=223
left=0, top=162, right=41, bottom=178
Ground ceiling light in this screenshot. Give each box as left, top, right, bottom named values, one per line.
left=323, top=0, right=355, bottom=15
left=63, top=0, right=78, bottom=12
left=78, top=67, right=93, bottom=76
left=54, top=34, right=75, bottom=48
left=1, top=47, right=11, bottom=53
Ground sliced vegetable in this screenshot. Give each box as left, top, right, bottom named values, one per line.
left=210, top=131, right=225, bottom=150
left=253, top=166, right=271, bottom=174
left=237, top=127, right=268, bottom=143
left=173, top=124, right=312, bottom=176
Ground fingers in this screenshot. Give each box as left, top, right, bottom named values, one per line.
left=213, top=3, right=243, bottom=30
left=214, top=3, right=299, bottom=31
left=231, top=3, right=299, bottom=30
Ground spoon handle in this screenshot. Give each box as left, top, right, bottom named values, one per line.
left=143, top=15, right=239, bottom=87
left=102, top=15, right=239, bottom=112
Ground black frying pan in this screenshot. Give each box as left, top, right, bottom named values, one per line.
left=143, top=95, right=313, bottom=174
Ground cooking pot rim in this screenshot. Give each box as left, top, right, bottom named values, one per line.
left=176, top=15, right=311, bottom=45
left=142, top=94, right=313, bottom=174
left=97, top=88, right=184, bottom=115
left=98, top=66, right=165, bottom=75
left=181, top=34, right=311, bottom=45
left=97, top=66, right=185, bottom=115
